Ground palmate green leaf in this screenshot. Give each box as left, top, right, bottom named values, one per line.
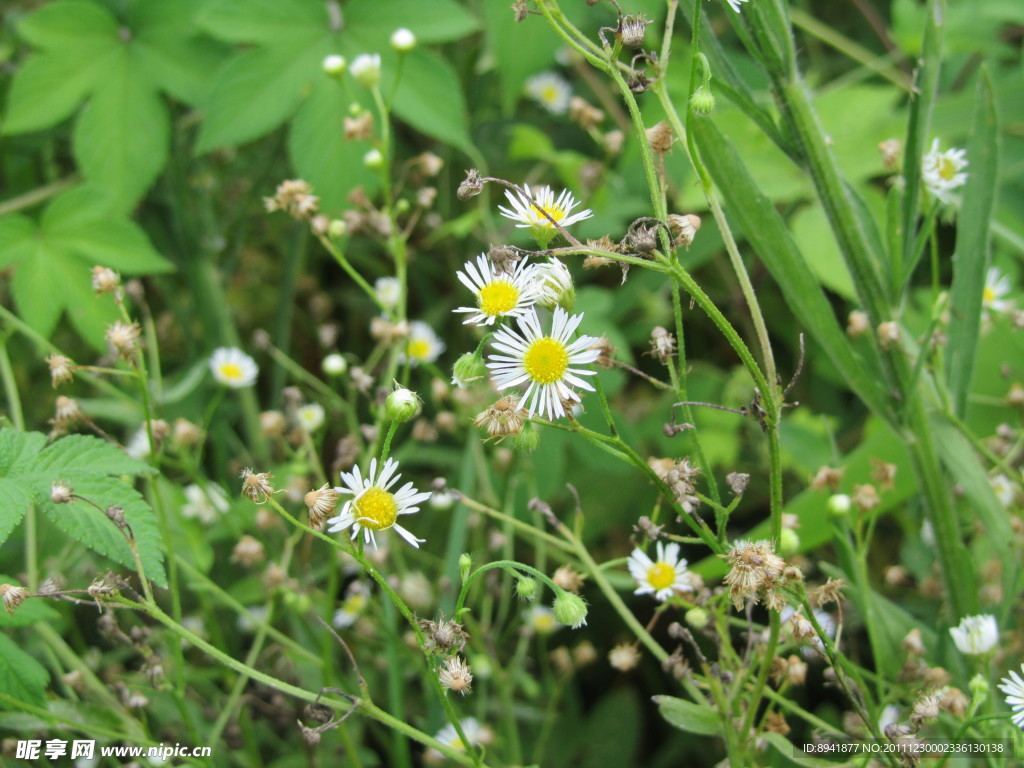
left=344, top=0, right=478, bottom=45
left=16, top=0, right=118, bottom=51
left=30, top=433, right=152, bottom=478
left=692, top=119, right=894, bottom=427
left=198, top=0, right=329, bottom=45
left=0, top=634, right=49, bottom=709
left=0, top=479, right=34, bottom=546
left=392, top=49, right=472, bottom=153
left=945, top=69, right=999, bottom=416
left=0, top=188, right=170, bottom=348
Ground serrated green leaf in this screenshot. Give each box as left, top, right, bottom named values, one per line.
left=288, top=79, right=376, bottom=213
left=344, top=0, right=478, bottom=44
left=39, top=476, right=166, bottom=587
left=0, top=634, right=48, bottom=709
left=392, top=49, right=472, bottom=151
left=946, top=70, right=999, bottom=416
left=71, top=51, right=171, bottom=211
left=1, top=49, right=111, bottom=134
left=196, top=43, right=326, bottom=152
left=198, top=0, right=327, bottom=45
left=31, top=434, right=154, bottom=478
left=11, top=244, right=68, bottom=340
left=0, top=431, right=46, bottom=477
left=653, top=695, right=721, bottom=736
left=0, top=215, right=36, bottom=268
left=0, top=480, right=33, bottom=547
left=0, top=576, right=59, bottom=628
left=17, top=0, right=118, bottom=52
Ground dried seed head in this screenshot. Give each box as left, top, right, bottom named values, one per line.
left=876, top=321, right=901, bottom=350
left=343, top=112, right=374, bottom=141
left=231, top=535, right=265, bottom=567
left=172, top=418, right=203, bottom=447
left=0, top=583, right=28, bottom=615
left=419, top=616, right=469, bottom=654
left=474, top=396, right=526, bottom=440
left=106, top=320, right=143, bottom=361
left=871, top=459, right=898, bottom=491
left=511, top=0, right=529, bottom=22
left=603, top=130, right=625, bottom=154
left=39, top=575, right=64, bottom=595
left=51, top=480, right=74, bottom=504
left=785, top=655, right=808, bottom=686
left=619, top=14, right=651, bottom=48
left=852, top=483, right=880, bottom=512
left=590, top=337, right=615, bottom=369
left=439, top=656, right=473, bottom=695
left=260, top=410, right=287, bottom=439
left=939, top=686, right=968, bottom=718
left=91, top=266, right=121, bottom=295
left=608, top=642, right=641, bottom=671
left=264, top=179, right=319, bottom=219
left=304, top=484, right=340, bottom=529
left=628, top=224, right=658, bottom=253
left=810, top=465, right=844, bottom=491
left=51, top=396, right=83, bottom=429
left=46, top=354, right=76, bottom=388
left=647, top=121, right=674, bottom=154
left=667, top=214, right=701, bottom=248
left=552, top=564, right=587, bottom=594
left=633, top=515, right=664, bottom=542
left=457, top=169, right=485, bottom=200
left=878, top=138, right=902, bottom=169
left=649, top=327, right=676, bottom=364
left=808, top=577, right=844, bottom=608
left=726, top=472, right=750, bottom=495
left=240, top=468, right=276, bottom=504
left=569, top=96, right=604, bottom=130
left=846, top=310, right=870, bottom=338
left=487, top=244, right=519, bottom=273
left=902, top=628, right=925, bottom=656
left=721, top=539, right=787, bottom=610
left=1005, top=383, right=1024, bottom=407
left=911, top=694, right=940, bottom=726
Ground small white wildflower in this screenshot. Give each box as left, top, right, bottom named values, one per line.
left=524, top=71, right=572, bottom=114
left=210, top=347, right=259, bottom=389
left=533, top=258, right=575, bottom=311
left=402, top=321, right=445, bottom=366
left=454, top=253, right=540, bottom=326
left=326, top=457, right=430, bottom=549
left=949, top=614, right=999, bottom=656
left=499, top=184, right=592, bottom=247
left=922, top=138, right=968, bottom=204
left=374, top=276, right=402, bottom=311
left=998, top=664, right=1024, bottom=729
left=296, top=403, right=326, bottom=433
left=627, top=541, right=693, bottom=602
left=983, top=268, right=1013, bottom=317
left=181, top=484, right=230, bottom=524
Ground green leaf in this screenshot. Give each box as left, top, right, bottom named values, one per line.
left=482, top=0, right=558, bottom=115
left=0, top=215, right=37, bottom=268
left=17, top=0, right=118, bottom=52
left=392, top=49, right=472, bottom=152
left=196, top=43, right=326, bottom=152
left=1, top=49, right=111, bottom=134
left=344, top=0, right=478, bottom=44
left=579, top=688, right=641, bottom=768
left=132, top=25, right=231, bottom=106
left=11, top=245, right=69, bottom=340
left=30, top=434, right=153, bottom=478
left=0, top=431, right=47, bottom=476
left=198, top=0, right=328, bottom=45
left=288, top=79, right=376, bottom=213
left=945, top=69, right=999, bottom=416
left=653, top=695, right=721, bottom=736
left=72, top=51, right=171, bottom=212
left=692, top=119, right=894, bottom=426
left=0, top=480, right=33, bottom=547
left=0, top=634, right=49, bottom=709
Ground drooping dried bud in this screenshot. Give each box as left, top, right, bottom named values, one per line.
left=51, top=480, right=74, bottom=504
left=457, top=169, right=485, bottom=200
left=569, top=96, right=604, bottom=130
left=240, top=468, right=276, bottom=504
left=439, top=656, right=473, bottom=695
left=106, top=320, right=143, bottom=361
left=553, top=565, right=586, bottom=594
left=46, top=354, right=75, bottom=388
left=726, top=472, right=750, bottom=495
left=0, top=583, right=28, bottom=615
left=649, top=327, right=675, bottom=364
left=304, top=484, right=340, bottom=530
left=667, top=214, right=701, bottom=248
left=91, top=266, right=121, bottom=295
left=876, top=321, right=901, bottom=350
left=619, top=14, right=651, bottom=48
left=647, top=120, right=674, bottom=154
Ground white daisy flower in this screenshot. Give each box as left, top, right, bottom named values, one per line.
left=374, top=276, right=402, bottom=310
left=454, top=253, right=540, bottom=326
left=403, top=321, right=445, bottom=366
left=326, top=457, right=430, bottom=549
left=426, top=718, right=493, bottom=763
left=295, top=403, right=326, bottom=433
left=533, top=257, right=575, bottom=311
left=498, top=184, right=592, bottom=247
left=210, top=347, right=259, bottom=389
left=181, top=483, right=230, bottom=524
left=999, top=664, right=1024, bottom=729
left=524, top=71, right=572, bottom=114
left=486, top=307, right=601, bottom=421
left=526, top=605, right=560, bottom=635
left=332, top=582, right=369, bottom=629
left=921, top=138, right=968, bottom=205
left=983, top=268, right=1013, bottom=316
left=949, top=614, right=999, bottom=655
left=991, top=473, right=1015, bottom=507
left=627, top=542, right=693, bottom=602
left=726, top=0, right=751, bottom=11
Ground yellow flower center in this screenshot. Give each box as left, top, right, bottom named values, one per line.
left=407, top=339, right=431, bottom=360
left=937, top=156, right=957, bottom=181
left=983, top=286, right=996, bottom=305
left=353, top=487, right=398, bottom=530
left=219, top=363, right=243, bottom=380
left=523, top=337, right=568, bottom=384
left=647, top=562, right=676, bottom=591
left=478, top=280, right=520, bottom=316
left=541, top=85, right=559, bottom=104
left=530, top=203, right=566, bottom=228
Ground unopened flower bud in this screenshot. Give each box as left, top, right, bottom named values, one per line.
left=457, top=169, right=485, bottom=200
left=322, top=353, right=347, bottom=376
left=322, top=54, right=346, bottom=76
left=689, top=87, right=716, bottom=116
left=552, top=591, right=588, bottom=629
left=327, top=219, right=347, bottom=238
left=685, top=607, right=709, bottom=629
left=511, top=422, right=540, bottom=453
left=386, top=387, right=421, bottom=422
left=778, top=528, right=800, bottom=556
left=827, top=493, right=851, bottom=517
left=364, top=148, right=384, bottom=169
left=350, top=53, right=381, bottom=88
left=515, top=576, right=540, bottom=602
left=459, top=553, right=472, bottom=582
left=452, top=352, right=487, bottom=388
left=390, top=28, right=416, bottom=52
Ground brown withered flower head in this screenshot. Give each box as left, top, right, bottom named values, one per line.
left=474, top=396, right=527, bottom=441
left=264, top=179, right=319, bottom=220
left=721, top=539, right=787, bottom=610
left=240, top=468, right=277, bottom=504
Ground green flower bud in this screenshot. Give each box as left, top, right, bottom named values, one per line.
left=827, top=493, right=852, bottom=517
left=685, top=607, right=709, bottom=629
left=689, top=86, right=716, bottom=117
left=512, top=422, right=540, bottom=453
left=386, top=387, right=421, bottom=422
left=363, top=148, right=384, bottom=169
left=458, top=553, right=472, bottom=582
left=452, top=352, right=487, bottom=388
left=350, top=53, right=381, bottom=88
left=322, top=54, right=347, bottom=76
left=327, top=219, right=346, bottom=238
left=322, top=353, right=347, bottom=376
left=779, top=528, right=800, bottom=556
left=969, top=673, right=989, bottom=702
left=515, top=576, right=540, bottom=602
left=390, top=28, right=416, bottom=52
left=552, top=591, right=588, bottom=629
